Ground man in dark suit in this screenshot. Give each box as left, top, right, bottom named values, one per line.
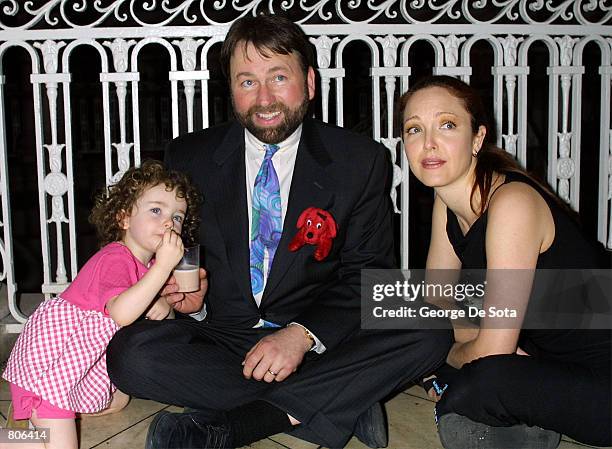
left=107, top=14, right=451, bottom=449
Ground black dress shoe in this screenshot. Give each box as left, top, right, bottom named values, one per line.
left=146, top=410, right=235, bottom=449
left=438, top=413, right=561, bottom=449
left=353, top=402, right=389, bottom=448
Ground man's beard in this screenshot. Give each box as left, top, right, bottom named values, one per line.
left=234, top=92, right=310, bottom=144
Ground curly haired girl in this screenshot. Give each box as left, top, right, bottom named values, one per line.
left=2, top=160, right=201, bottom=449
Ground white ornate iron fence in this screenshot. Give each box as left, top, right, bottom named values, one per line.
left=0, top=0, right=610, bottom=329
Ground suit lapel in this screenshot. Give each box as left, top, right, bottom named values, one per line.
left=210, top=122, right=255, bottom=306
left=262, top=120, right=334, bottom=301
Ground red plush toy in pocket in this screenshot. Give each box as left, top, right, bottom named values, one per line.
left=288, top=207, right=337, bottom=261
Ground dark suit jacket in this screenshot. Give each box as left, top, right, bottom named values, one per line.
left=165, top=118, right=394, bottom=351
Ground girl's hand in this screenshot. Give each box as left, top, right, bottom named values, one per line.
left=155, top=229, right=184, bottom=271
left=146, top=297, right=173, bottom=320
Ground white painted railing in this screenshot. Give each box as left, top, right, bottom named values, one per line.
left=0, top=0, right=611, bottom=328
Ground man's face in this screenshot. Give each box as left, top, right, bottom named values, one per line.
left=229, top=42, right=315, bottom=144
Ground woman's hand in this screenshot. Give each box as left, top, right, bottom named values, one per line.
left=422, top=374, right=447, bottom=402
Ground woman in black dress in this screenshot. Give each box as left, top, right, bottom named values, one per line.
left=399, top=75, right=610, bottom=448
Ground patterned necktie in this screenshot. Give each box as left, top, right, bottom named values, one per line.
left=250, top=144, right=282, bottom=296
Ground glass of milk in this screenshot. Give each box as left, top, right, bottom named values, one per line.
left=173, top=245, right=200, bottom=292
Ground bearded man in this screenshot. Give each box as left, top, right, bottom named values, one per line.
left=107, top=14, right=451, bottom=449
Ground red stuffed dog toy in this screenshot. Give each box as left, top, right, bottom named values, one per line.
left=288, top=207, right=337, bottom=261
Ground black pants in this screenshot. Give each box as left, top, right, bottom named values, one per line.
left=106, top=319, right=452, bottom=448
left=436, top=355, right=612, bottom=447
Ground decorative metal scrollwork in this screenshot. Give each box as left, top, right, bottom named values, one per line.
left=0, top=0, right=610, bottom=29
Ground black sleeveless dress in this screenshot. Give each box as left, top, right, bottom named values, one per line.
left=437, top=171, right=611, bottom=446
left=445, top=171, right=610, bottom=370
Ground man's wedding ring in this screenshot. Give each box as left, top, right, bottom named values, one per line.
left=267, top=369, right=278, bottom=376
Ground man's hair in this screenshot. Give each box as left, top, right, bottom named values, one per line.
left=220, top=14, right=314, bottom=80
left=89, top=160, right=202, bottom=247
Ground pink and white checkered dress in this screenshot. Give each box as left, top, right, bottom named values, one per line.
left=2, top=242, right=149, bottom=413
left=3, top=297, right=120, bottom=413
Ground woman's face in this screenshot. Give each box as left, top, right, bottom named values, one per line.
left=402, top=86, right=485, bottom=190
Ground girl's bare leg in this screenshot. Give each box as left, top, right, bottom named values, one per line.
left=29, top=408, right=77, bottom=449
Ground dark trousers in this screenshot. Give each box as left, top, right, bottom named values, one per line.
left=106, top=319, right=452, bottom=448
left=436, top=355, right=612, bottom=447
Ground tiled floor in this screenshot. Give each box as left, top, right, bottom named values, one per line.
left=0, top=378, right=605, bottom=449
left=0, top=301, right=608, bottom=449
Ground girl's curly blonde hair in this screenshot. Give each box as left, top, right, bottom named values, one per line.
left=89, top=160, right=202, bottom=247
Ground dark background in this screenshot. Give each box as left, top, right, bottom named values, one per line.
left=2, top=38, right=608, bottom=292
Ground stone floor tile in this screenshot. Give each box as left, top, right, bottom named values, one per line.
left=86, top=412, right=154, bottom=449
left=0, top=399, right=9, bottom=422
left=342, top=437, right=370, bottom=449
left=559, top=441, right=595, bottom=448
left=404, top=383, right=434, bottom=403
left=0, top=377, right=10, bottom=401
left=246, top=438, right=299, bottom=448
left=386, top=392, right=441, bottom=449
left=343, top=392, right=441, bottom=449
left=559, top=437, right=611, bottom=448
left=79, top=400, right=181, bottom=448
left=267, top=432, right=321, bottom=449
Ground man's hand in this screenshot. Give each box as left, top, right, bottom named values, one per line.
left=160, top=268, right=208, bottom=314
left=243, top=326, right=312, bottom=383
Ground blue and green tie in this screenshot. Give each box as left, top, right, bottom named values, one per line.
left=249, top=144, right=282, bottom=296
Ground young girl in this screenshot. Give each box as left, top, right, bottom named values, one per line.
left=400, top=76, right=610, bottom=448
left=2, top=160, right=201, bottom=449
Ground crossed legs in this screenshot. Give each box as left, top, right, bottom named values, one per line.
left=107, top=319, right=452, bottom=447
